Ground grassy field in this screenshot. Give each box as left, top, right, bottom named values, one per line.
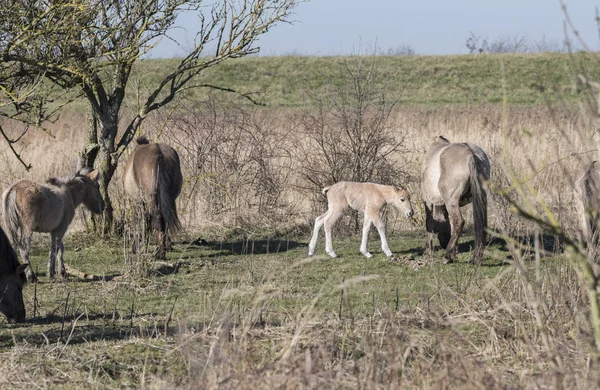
left=2, top=230, right=585, bottom=389
left=1, top=52, right=600, bottom=388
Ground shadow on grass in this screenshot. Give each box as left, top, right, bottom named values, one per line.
left=179, top=238, right=305, bottom=257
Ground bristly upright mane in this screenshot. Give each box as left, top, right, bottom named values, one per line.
left=137, top=135, right=150, bottom=145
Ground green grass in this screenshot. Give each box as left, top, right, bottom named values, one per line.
left=121, top=52, right=600, bottom=108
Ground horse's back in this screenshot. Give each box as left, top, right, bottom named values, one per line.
left=3, top=180, right=66, bottom=232
left=124, top=141, right=182, bottom=200
left=422, top=138, right=489, bottom=206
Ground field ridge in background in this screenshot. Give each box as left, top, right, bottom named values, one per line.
left=130, top=52, right=600, bottom=107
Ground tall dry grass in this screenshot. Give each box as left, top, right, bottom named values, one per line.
left=0, top=102, right=591, bottom=241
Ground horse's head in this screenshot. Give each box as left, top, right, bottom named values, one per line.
left=393, top=188, right=414, bottom=218
left=77, top=168, right=105, bottom=214
left=0, top=264, right=27, bottom=323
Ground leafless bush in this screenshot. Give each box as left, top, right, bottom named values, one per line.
left=151, top=97, right=300, bottom=236
left=466, top=31, right=568, bottom=54
left=383, top=44, right=416, bottom=56
left=297, top=55, right=410, bottom=207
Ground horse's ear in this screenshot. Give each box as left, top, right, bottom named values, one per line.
left=87, top=170, right=100, bottom=182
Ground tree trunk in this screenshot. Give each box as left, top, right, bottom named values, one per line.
left=80, top=108, right=120, bottom=235
left=96, top=146, right=117, bottom=234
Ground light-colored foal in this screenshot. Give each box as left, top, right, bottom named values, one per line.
left=308, top=181, right=414, bottom=258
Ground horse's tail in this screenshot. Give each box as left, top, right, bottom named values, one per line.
left=1, top=187, right=24, bottom=250
left=151, top=152, right=181, bottom=234
left=469, top=154, right=487, bottom=262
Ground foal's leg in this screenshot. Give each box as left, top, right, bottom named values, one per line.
left=324, top=211, right=344, bottom=258
left=368, top=209, right=393, bottom=258
left=359, top=214, right=374, bottom=258
left=443, top=202, right=464, bottom=264
left=308, top=210, right=330, bottom=256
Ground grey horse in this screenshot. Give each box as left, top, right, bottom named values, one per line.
left=421, top=136, right=490, bottom=264
left=123, top=136, right=183, bottom=259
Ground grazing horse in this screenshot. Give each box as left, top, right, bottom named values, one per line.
left=2, top=167, right=104, bottom=281
left=575, top=161, right=600, bottom=253
left=308, top=181, right=414, bottom=258
left=0, top=226, right=27, bottom=322
left=421, top=136, right=490, bottom=264
left=123, top=136, right=183, bottom=260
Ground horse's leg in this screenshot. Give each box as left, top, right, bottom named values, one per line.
left=359, top=213, right=373, bottom=258
left=324, top=211, right=344, bottom=258
left=435, top=206, right=451, bottom=249
left=48, top=233, right=57, bottom=279
left=369, top=210, right=393, bottom=258
left=443, top=202, right=464, bottom=264
left=21, top=231, right=36, bottom=283
left=308, top=210, right=330, bottom=256
left=424, top=203, right=435, bottom=257
left=56, top=237, right=66, bottom=278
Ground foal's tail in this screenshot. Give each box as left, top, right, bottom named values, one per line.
left=151, top=152, right=181, bottom=234
left=469, top=154, right=488, bottom=262
left=1, top=188, right=24, bottom=249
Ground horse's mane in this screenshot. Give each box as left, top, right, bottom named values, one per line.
left=46, top=167, right=94, bottom=187
left=46, top=177, right=65, bottom=186
left=137, top=135, right=150, bottom=145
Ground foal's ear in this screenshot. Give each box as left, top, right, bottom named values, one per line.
left=87, top=170, right=100, bottom=182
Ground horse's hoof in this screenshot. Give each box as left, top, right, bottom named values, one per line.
left=327, top=251, right=337, bottom=258
left=361, top=251, right=373, bottom=259
left=442, top=257, right=454, bottom=265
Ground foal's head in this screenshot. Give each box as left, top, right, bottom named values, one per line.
left=75, top=168, right=105, bottom=214
left=392, top=188, right=414, bottom=218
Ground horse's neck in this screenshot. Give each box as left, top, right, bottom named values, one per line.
left=64, top=182, right=84, bottom=207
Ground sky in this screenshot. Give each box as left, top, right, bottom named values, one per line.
left=152, top=0, right=600, bottom=58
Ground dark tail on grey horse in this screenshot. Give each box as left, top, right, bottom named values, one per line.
left=150, top=149, right=182, bottom=234
left=1, top=189, right=24, bottom=249
left=469, top=154, right=487, bottom=262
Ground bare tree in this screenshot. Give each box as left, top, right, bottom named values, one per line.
left=0, top=0, right=302, bottom=230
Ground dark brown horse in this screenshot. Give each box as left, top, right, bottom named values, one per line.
left=421, top=136, right=490, bottom=264
left=0, top=226, right=27, bottom=322
left=2, top=167, right=105, bottom=281
left=575, top=161, right=600, bottom=254
left=123, top=136, right=183, bottom=259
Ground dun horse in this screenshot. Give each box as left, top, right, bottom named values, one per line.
left=2, top=167, right=104, bottom=281
left=308, top=182, right=414, bottom=258
left=0, top=226, right=27, bottom=322
left=123, top=136, right=183, bottom=259
left=575, top=160, right=600, bottom=253
left=421, top=136, right=490, bottom=264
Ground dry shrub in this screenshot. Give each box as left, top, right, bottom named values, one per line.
left=143, top=97, right=303, bottom=237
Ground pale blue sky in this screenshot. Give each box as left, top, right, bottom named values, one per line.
left=153, top=0, right=600, bottom=57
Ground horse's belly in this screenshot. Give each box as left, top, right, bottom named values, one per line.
left=422, top=158, right=445, bottom=206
